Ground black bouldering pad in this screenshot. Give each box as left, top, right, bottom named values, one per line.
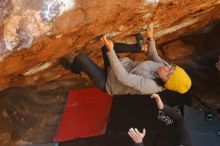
left=60, top=90, right=191, bottom=146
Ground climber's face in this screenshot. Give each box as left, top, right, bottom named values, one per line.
left=157, top=65, right=176, bottom=82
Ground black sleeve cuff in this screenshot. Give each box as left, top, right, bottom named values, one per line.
left=134, top=142, right=144, bottom=146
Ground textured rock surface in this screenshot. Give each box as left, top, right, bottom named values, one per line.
left=0, top=0, right=220, bottom=90
left=162, top=40, right=194, bottom=60
left=0, top=104, right=13, bottom=146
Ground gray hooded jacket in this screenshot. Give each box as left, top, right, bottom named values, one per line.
left=105, top=40, right=169, bottom=96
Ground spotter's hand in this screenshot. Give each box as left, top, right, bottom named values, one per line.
left=128, top=128, right=146, bottom=144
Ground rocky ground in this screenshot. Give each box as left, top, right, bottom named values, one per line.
left=0, top=78, right=92, bottom=146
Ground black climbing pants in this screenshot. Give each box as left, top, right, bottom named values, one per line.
left=71, top=43, right=141, bottom=91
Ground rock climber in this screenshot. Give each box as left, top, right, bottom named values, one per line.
left=60, top=23, right=191, bottom=96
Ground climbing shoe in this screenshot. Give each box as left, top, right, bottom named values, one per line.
left=60, top=58, right=72, bottom=70
left=60, top=53, right=79, bottom=70
left=134, top=32, right=145, bottom=51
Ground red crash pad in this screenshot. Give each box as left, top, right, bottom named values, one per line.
left=53, top=88, right=112, bottom=142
